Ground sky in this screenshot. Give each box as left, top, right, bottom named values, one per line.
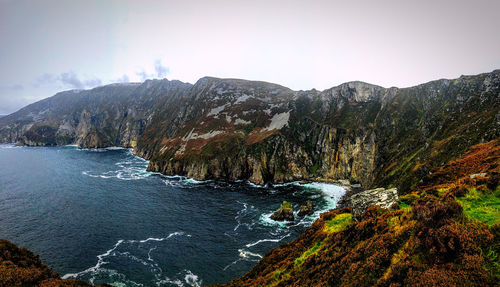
left=1, top=0, right=499, bottom=115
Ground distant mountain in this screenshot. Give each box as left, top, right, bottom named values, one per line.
left=0, top=71, right=499, bottom=193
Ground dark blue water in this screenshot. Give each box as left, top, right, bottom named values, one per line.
left=0, top=144, right=344, bottom=286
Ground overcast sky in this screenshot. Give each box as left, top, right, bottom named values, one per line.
left=1, top=0, right=499, bottom=115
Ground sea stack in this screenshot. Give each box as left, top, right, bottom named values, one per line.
left=270, top=201, right=294, bottom=221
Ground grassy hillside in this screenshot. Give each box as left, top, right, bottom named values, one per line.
left=215, top=139, right=500, bottom=286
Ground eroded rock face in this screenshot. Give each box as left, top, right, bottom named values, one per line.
left=349, top=187, right=399, bottom=220
left=270, top=201, right=294, bottom=221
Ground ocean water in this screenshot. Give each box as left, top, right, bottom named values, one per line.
left=0, top=144, right=345, bottom=286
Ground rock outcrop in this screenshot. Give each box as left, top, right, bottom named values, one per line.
left=298, top=200, right=313, bottom=216
left=270, top=201, right=294, bottom=221
left=1, top=71, right=499, bottom=192
left=349, top=187, right=399, bottom=220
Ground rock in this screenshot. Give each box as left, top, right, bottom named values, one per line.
left=338, top=179, right=351, bottom=186
left=298, top=200, right=313, bottom=216
left=470, top=173, right=487, bottom=179
left=349, top=187, right=398, bottom=220
left=270, top=201, right=294, bottom=221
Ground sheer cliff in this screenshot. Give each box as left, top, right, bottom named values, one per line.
left=1, top=70, right=499, bottom=192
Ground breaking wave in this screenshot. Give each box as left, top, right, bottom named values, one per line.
left=63, top=232, right=202, bottom=286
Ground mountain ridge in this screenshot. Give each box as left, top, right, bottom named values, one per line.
left=1, top=70, right=499, bottom=193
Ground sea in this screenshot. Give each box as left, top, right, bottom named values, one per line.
left=0, top=144, right=345, bottom=286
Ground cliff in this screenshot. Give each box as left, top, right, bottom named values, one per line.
left=1, top=71, right=499, bottom=193
left=213, top=139, right=500, bottom=286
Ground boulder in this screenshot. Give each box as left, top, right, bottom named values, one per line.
left=298, top=200, right=313, bottom=216
left=270, top=201, right=294, bottom=221
left=470, top=173, right=487, bottom=179
left=349, top=187, right=398, bottom=220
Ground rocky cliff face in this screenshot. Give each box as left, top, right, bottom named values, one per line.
left=1, top=71, right=499, bottom=192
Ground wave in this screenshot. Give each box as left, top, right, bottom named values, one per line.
left=0, top=143, right=18, bottom=149
left=223, top=249, right=263, bottom=271
left=157, top=270, right=202, bottom=287
left=63, top=232, right=200, bottom=286
left=80, top=149, right=163, bottom=181
left=245, top=234, right=290, bottom=248
left=245, top=181, right=269, bottom=188
left=162, top=175, right=213, bottom=189
left=301, top=182, right=346, bottom=211
left=238, top=249, right=262, bottom=259
left=233, top=201, right=256, bottom=232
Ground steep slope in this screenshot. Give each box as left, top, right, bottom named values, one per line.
left=214, top=139, right=500, bottom=286
left=0, top=239, right=107, bottom=286
left=1, top=71, right=499, bottom=192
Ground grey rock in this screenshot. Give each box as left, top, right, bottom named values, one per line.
left=349, top=188, right=398, bottom=220
left=469, top=173, right=487, bottom=179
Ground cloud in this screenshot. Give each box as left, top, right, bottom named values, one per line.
left=135, top=59, right=170, bottom=81
left=60, top=71, right=101, bottom=89
left=135, top=69, right=149, bottom=81
left=154, top=59, right=170, bottom=78
left=34, top=71, right=101, bottom=89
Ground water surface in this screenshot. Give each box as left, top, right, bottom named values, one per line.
left=0, top=144, right=344, bottom=286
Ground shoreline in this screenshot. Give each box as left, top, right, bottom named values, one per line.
left=3, top=141, right=362, bottom=191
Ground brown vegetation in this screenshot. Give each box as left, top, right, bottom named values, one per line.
left=214, top=138, right=500, bottom=286
left=0, top=239, right=106, bottom=286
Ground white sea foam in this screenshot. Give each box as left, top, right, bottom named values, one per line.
left=81, top=150, right=162, bottom=181
left=238, top=249, right=262, bottom=259
left=0, top=143, right=18, bottom=149
left=63, top=231, right=190, bottom=285
left=258, top=182, right=345, bottom=229
left=157, top=270, right=202, bottom=287
left=245, top=234, right=291, bottom=248
left=246, top=180, right=269, bottom=188
left=271, top=181, right=301, bottom=187
left=301, top=182, right=346, bottom=211
left=163, top=176, right=212, bottom=188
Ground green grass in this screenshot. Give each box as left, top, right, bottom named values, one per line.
left=324, top=213, right=353, bottom=233
left=281, top=201, right=292, bottom=209
left=437, top=188, right=449, bottom=196
left=309, top=163, right=320, bottom=174
left=295, top=241, right=323, bottom=267
left=267, top=268, right=290, bottom=287
left=456, top=187, right=500, bottom=227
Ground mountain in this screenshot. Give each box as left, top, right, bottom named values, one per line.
left=1, top=71, right=498, bottom=193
